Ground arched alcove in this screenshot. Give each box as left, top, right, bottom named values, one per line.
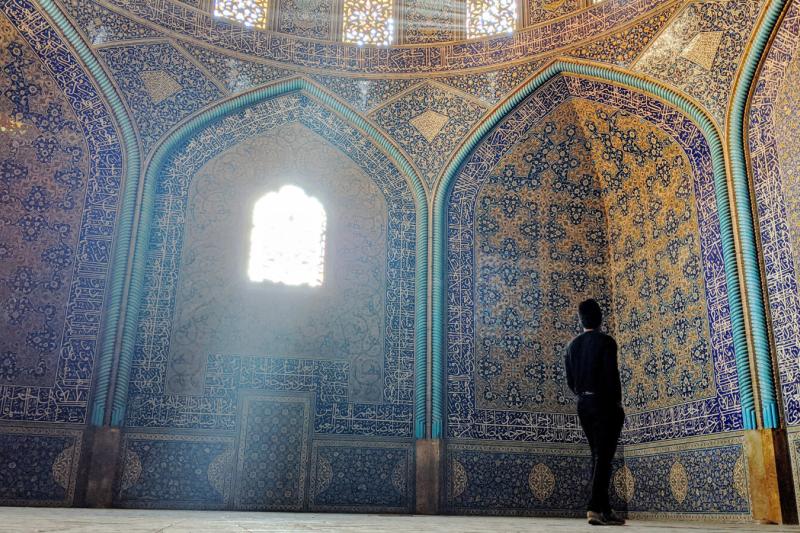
left=110, top=86, right=425, bottom=511
left=437, top=67, right=750, bottom=517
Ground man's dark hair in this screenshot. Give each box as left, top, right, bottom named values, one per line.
left=578, top=299, right=602, bottom=329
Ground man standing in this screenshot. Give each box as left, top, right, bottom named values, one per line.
left=565, top=299, right=626, bottom=526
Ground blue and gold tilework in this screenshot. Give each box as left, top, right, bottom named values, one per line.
left=126, top=94, right=417, bottom=437
left=0, top=0, right=124, bottom=424
left=447, top=75, right=741, bottom=444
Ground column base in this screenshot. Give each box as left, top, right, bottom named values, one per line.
left=82, top=427, right=123, bottom=508
left=744, top=429, right=798, bottom=524
left=415, top=439, right=442, bottom=514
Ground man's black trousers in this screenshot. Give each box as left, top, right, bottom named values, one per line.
left=577, top=396, right=625, bottom=514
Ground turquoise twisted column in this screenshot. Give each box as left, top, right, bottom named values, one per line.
left=106, top=80, right=431, bottom=435
left=728, top=0, right=790, bottom=429
left=431, top=60, right=759, bottom=438
left=37, top=0, right=142, bottom=427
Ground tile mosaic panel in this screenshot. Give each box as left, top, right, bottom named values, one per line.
left=402, top=0, right=461, bottom=44
left=277, top=0, right=335, bottom=39
left=98, top=41, right=224, bottom=153
left=309, top=440, right=414, bottom=512
left=126, top=94, right=416, bottom=438
left=0, top=0, right=123, bottom=423
left=371, top=82, right=487, bottom=186
left=472, top=102, right=611, bottom=413
left=445, top=436, right=749, bottom=517
left=180, top=42, right=294, bottom=93
left=526, top=0, right=583, bottom=27
left=567, top=2, right=682, bottom=66
left=115, top=433, right=235, bottom=508
left=747, top=0, right=800, bottom=426
left=634, top=0, right=765, bottom=124
left=103, top=0, right=668, bottom=73
left=436, top=61, right=546, bottom=105
left=165, top=122, right=387, bottom=400
left=574, top=98, right=715, bottom=413
left=61, top=0, right=162, bottom=45
left=234, top=395, right=310, bottom=510
left=0, top=426, right=82, bottom=506
left=308, top=75, right=421, bottom=112
left=447, top=74, right=741, bottom=444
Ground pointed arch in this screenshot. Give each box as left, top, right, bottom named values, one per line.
left=107, top=77, right=430, bottom=438
left=430, top=58, right=756, bottom=438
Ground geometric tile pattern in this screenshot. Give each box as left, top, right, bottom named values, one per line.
left=372, top=82, right=487, bottom=186
left=102, top=0, right=667, bottom=73
left=115, top=433, right=235, bottom=509
left=634, top=0, right=765, bottom=124
left=0, top=427, right=82, bottom=506
left=0, top=1, right=124, bottom=424
left=98, top=41, right=224, bottom=153
left=409, top=109, right=449, bottom=142
left=126, top=95, right=416, bottom=438
left=309, top=441, right=414, bottom=512
left=234, top=396, right=310, bottom=510
left=747, top=0, right=800, bottom=427
left=447, top=74, right=742, bottom=444
left=445, top=437, right=749, bottom=517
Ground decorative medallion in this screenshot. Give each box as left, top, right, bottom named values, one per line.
left=450, top=459, right=468, bottom=499
left=680, top=31, right=724, bottom=70
left=613, top=465, right=635, bottom=503
left=51, top=445, right=75, bottom=490
left=207, top=448, right=233, bottom=497
left=409, top=110, right=450, bottom=143
left=315, top=456, right=333, bottom=495
left=527, top=462, right=555, bottom=502
left=140, top=70, right=183, bottom=103
left=391, top=459, right=407, bottom=494
left=669, top=460, right=689, bottom=504
left=119, top=449, right=143, bottom=492
left=733, top=454, right=748, bottom=500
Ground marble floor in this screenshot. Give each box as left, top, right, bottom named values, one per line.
left=1, top=509, right=799, bottom=533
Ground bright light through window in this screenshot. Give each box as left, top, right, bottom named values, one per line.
left=343, top=0, right=395, bottom=46
left=248, top=185, right=326, bottom=287
left=214, top=0, right=270, bottom=29
left=467, top=0, right=517, bottom=38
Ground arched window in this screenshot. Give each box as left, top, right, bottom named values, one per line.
left=467, top=0, right=517, bottom=38
left=248, top=185, right=326, bottom=287
left=343, top=0, right=394, bottom=46
left=213, top=0, right=270, bottom=29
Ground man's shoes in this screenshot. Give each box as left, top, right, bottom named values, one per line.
left=587, top=510, right=626, bottom=526
left=604, top=510, right=626, bottom=526
left=587, top=511, right=607, bottom=526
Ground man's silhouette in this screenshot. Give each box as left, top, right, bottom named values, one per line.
left=565, top=299, right=625, bottom=526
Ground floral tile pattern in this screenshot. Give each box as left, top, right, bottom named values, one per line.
left=371, top=82, right=488, bottom=186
